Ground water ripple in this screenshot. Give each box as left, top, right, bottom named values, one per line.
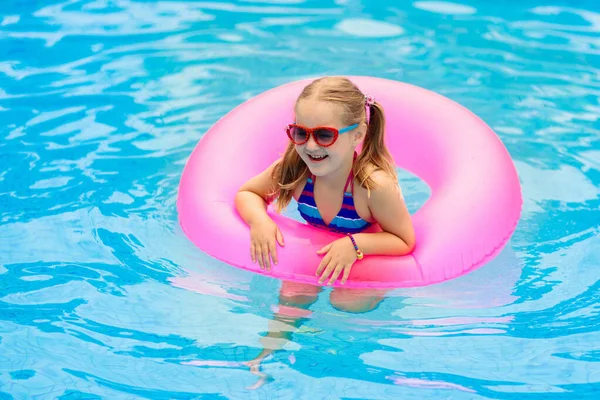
left=1, top=0, right=599, bottom=398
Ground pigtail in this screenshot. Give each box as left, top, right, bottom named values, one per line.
left=355, top=101, right=397, bottom=194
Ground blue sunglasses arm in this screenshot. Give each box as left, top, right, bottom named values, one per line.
left=338, top=123, right=359, bottom=134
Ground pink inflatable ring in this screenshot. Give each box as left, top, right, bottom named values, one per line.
left=177, top=76, right=522, bottom=288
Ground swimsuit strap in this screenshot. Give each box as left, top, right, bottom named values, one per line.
left=343, top=171, right=353, bottom=194
left=346, top=151, right=358, bottom=194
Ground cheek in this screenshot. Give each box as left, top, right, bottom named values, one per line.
left=329, top=138, right=352, bottom=155
left=326, top=147, right=345, bottom=160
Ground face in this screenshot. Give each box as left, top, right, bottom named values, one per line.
left=292, top=99, right=365, bottom=177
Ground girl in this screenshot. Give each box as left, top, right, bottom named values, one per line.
left=235, top=76, right=415, bottom=388
left=235, top=76, right=415, bottom=285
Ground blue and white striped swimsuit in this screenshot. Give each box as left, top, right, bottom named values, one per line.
left=297, top=163, right=372, bottom=235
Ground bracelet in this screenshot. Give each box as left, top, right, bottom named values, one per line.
left=347, top=234, right=364, bottom=260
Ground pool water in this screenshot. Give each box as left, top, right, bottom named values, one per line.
left=1, top=0, right=599, bottom=398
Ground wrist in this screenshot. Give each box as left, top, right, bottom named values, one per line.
left=347, top=234, right=363, bottom=260
left=248, top=212, right=271, bottom=227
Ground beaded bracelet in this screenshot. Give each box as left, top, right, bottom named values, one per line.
left=347, top=234, right=364, bottom=260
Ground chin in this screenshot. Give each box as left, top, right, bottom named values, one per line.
left=301, top=158, right=326, bottom=176
left=307, top=161, right=337, bottom=177
left=308, top=167, right=328, bottom=177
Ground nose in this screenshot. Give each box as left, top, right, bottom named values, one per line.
left=305, top=134, right=320, bottom=151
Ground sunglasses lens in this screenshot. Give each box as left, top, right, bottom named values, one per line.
left=289, top=126, right=308, bottom=143
left=315, top=128, right=336, bottom=146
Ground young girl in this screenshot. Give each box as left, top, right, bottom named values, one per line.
left=235, top=76, right=415, bottom=388
left=235, top=76, right=415, bottom=284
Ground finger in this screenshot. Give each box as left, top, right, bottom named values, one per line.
left=316, top=243, right=332, bottom=255
left=256, top=244, right=265, bottom=269
left=341, top=265, right=352, bottom=285
left=251, top=243, right=256, bottom=263
left=276, top=228, right=285, bottom=247
left=318, top=262, right=336, bottom=284
left=328, top=265, right=344, bottom=286
left=315, top=254, right=331, bottom=277
left=261, top=244, right=271, bottom=271
left=269, top=240, right=278, bottom=266
left=319, top=263, right=336, bottom=285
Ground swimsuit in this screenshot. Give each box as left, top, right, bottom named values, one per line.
left=297, top=158, right=372, bottom=234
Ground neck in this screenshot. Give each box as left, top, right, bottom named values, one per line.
left=317, top=153, right=355, bottom=189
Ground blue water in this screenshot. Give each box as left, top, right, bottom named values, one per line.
left=1, top=0, right=599, bottom=398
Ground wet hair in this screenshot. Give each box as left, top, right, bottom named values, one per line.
left=271, top=76, right=397, bottom=212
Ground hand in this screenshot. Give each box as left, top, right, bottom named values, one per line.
left=315, top=237, right=357, bottom=285
left=249, top=217, right=284, bottom=271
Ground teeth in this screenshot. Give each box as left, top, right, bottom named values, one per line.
left=310, top=155, right=326, bottom=159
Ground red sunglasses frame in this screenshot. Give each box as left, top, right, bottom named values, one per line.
left=285, top=123, right=358, bottom=147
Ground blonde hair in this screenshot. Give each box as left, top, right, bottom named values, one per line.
left=271, top=76, right=397, bottom=212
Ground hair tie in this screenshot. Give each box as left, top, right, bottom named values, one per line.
left=364, top=94, right=375, bottom=107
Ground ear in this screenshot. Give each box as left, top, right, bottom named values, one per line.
left=353, top=122, right=368, bottom=145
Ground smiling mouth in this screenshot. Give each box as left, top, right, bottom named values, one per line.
left=307, top=154, right=328, bottom=162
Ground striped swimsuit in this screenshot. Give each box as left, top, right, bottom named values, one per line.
left=297, top=165, right=372, bottom=235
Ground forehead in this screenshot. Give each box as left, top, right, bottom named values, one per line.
left=295, top=99, right=345, bottom=128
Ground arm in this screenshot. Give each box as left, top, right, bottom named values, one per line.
left=353, top=171, right=415, bottom=256
left=315, top=171, right=415, bottom=285
left=235, top=159, right=280, bottom=226
left=235, top=159, right=285, bottom=269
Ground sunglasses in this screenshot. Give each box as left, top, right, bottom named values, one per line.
left=285, top=123, right=359, bottom=147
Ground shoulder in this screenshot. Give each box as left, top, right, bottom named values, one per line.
left=363, top=161, right=401, bottom=193
left=239, top=157, right=283, bottom=197
left=261, top=157, right=285, bottom=184
left=370, top=169, right=399, bottom=190
left=366, top=168, right=403, bottom=204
